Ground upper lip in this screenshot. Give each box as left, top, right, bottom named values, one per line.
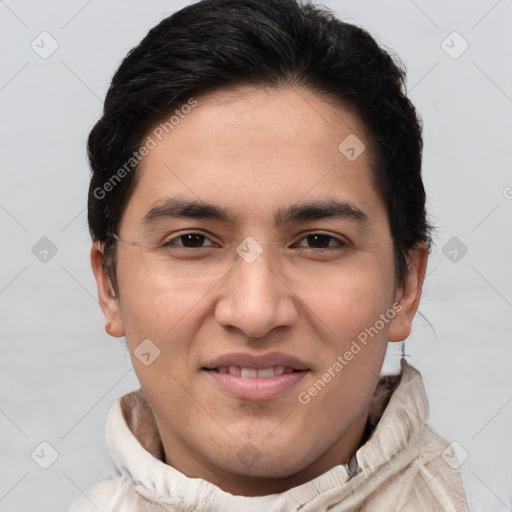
left=203, top=352, right=310, bottom=371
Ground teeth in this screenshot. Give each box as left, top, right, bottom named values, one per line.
left=215, top=365, right=295, bottom=378
left=241, top=368, right=258, bottom=378
left=228, top=365, right=241, bottom=376
left=274, top=365, right=285, bottom=376
left=257, top=367, right=274, bottom=378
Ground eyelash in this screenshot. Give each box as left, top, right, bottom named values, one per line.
left=160, top=232, right=350, bottom=251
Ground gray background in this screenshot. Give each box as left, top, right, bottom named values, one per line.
left=0, top=1, right=511, bottom=511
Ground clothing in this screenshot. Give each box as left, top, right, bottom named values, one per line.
left=69, top=359, right=469, bottom=511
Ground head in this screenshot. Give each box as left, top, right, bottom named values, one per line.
left=89, top=0, right=431, bottom=496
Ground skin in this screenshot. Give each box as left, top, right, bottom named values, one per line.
left=91, top=85, right=428, bottom=496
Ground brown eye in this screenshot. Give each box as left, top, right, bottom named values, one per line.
left=178, top=233, right=207, bottom=248
left=295, top=233, right=348, bottom=250
left=162, top=232, right=214, bottom=249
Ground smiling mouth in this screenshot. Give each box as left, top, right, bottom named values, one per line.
left=205, top=365, right=304, bottom=378
left=203, top=366, right=309, bottom=400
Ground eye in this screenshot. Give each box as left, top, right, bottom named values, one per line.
left=293, top=233, right=349, bottom=250
left=161, top=232, right=217, bottom=249
left=158, top=231, right=349, bottom=251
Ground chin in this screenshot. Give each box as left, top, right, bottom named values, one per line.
left=230, top=460, right=304, bottom=480
left=222, top=443, right=312, bottom=480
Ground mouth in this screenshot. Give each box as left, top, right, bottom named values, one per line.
left=201, top=353, right=310, bottom=400
left=204, top=365, right=302, bottom=378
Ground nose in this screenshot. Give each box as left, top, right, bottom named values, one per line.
left=214, top=247, right=299, bottom=339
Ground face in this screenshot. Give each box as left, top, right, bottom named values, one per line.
left=92, top=85, right=427, bottom=496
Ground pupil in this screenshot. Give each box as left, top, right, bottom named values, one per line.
left=308, top=234, right=330, bottom=248
left=182, top=234, right=205, bottom=247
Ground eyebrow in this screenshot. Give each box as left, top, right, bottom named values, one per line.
left=142, top=197, right=369, bottom=227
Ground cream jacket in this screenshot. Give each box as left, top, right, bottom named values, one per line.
left=69, top=360, right=469, bottom=511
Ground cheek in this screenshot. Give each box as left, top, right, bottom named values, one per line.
left=303, top=256, right=395, bottom=407
left=302, top=261, right=394, bottom=343
left=116, top=260, right=204, bottom=353
left=117, top=278, right=205, bottom=404
left=297, top=268, right=394, bottom=435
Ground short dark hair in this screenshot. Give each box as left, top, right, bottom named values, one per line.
left=87, top=0, right=432, bottom=294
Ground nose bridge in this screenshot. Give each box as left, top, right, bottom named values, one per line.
left=235, top=236, right=276, bottom=265
left=232, top=239, right=282, bottom=305
left=232, top=237, right=287, bottom=291
left=215, top=238, right=298, bottom=337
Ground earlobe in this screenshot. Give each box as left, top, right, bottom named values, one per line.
left=90, top=242, right=125, bottom=338
left=388, top=243, right=429, bottom=343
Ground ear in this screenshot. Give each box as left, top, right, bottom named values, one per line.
left=90, top=242, right=125, bottom=338
left=388, top=243, right=429, bottom=342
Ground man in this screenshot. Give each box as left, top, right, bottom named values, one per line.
left=71, top=0, right=468, bottom=509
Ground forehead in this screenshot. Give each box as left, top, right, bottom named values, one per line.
left=154, top=85, right=367, bottom=159
left=120, top=85, right=388, bottom=234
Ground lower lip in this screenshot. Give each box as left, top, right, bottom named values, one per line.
left=203, top=369, right=308, bottom=400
